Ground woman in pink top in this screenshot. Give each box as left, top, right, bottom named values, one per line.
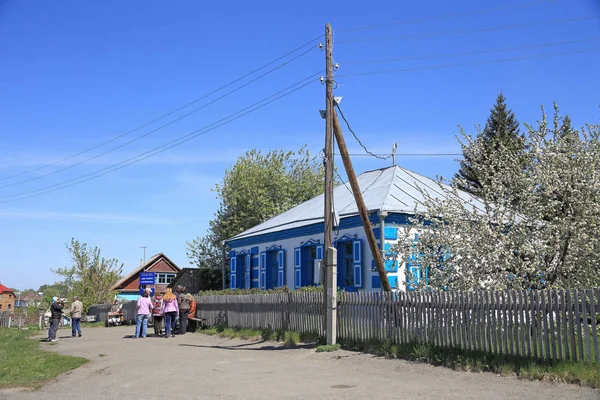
left=161, top=288, right=179, bottom=338
left=134, top=291, right=153, bottom=338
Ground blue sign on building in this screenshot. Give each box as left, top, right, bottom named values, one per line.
left=139, top=272, right=155, bottom=285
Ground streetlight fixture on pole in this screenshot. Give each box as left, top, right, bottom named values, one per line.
left=140, top=246, right=147, bottom=270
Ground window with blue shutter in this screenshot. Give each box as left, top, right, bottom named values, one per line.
left=383, top=243, right=398, bottom=272
left=245, top=254, right=251, bottom=289
left=229, top=255, right=237, bottom=289
left=316, top=245, right=323, bottom=260
left=277, top=250, right=285, bottom=287
left=259, top=252, right=266, bottom=289
left=294, top=247, right=301, bottom=289
left=315, top=245, right=324, bottom=285
left=352, top=239, right=363, bottom=288
left=407, top=254, right=421, bottom=291
left=251, top=255, right=259, bottom=288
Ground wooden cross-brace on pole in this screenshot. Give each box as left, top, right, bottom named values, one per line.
left=332, top=108, right=392, bottom=292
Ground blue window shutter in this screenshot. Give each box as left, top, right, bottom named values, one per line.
left=229, top=256, right=237, bottom=289
left=245, top=254, right=251, bottom=289
left=250, top=246, right=259, bottom=255
left=259, top=252, right=266, bottom=289
left=277, top=249, right=285, bottom=287
left=384, top=259, right=399, bottom=272
left=371, top=275, right=382, bottom=289
left=352, top=239, right=363, bottom=288
left=384, top=227, right=398, bottom=240
left=315, top=245, right=323, bottom=285
left=294, top=247, right=301, bottom=289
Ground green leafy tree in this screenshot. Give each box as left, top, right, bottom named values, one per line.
left=454, top=92, right=525, bottom=197
left=52, top=239, right=123, bottom=312
left=187, top=146, right=326, bottom=269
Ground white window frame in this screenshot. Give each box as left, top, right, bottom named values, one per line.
left=155, top=273, right=177, bottom=285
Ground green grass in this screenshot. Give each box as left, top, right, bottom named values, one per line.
left=337, top=338, right=600, bottom=389
left=0, top=328, right=88, bottom=389
left=199, top=326, right=320, bottom=346
left=316, top=344, right=342, bottom=352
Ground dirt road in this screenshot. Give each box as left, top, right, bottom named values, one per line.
left=1, top=326, right=597, bottom=400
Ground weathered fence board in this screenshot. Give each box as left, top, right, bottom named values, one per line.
left=194, top=288, right=600, bottom=363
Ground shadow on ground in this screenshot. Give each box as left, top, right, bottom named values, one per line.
left=179, top=341, right=317, bottom=351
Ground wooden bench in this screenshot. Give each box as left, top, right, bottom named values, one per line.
left=188, top=317, right=206, bottom=332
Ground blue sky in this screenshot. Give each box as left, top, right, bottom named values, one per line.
left=1, top=0, right=599, bottom=290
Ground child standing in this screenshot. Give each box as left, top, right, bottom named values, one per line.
left=152, top=293, right=164, bottom=336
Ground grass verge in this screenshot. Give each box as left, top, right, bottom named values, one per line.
left=316, top=344, right=342, bottom=353
left=199, top=326, right=320, bottom=347
left=339, top=338, right=600, bottom=389
left=0, top=328, right=88, bottom=389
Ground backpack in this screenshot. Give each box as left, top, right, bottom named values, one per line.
left=179, top=293, right=191, bottom=311
left=152, top=298, right=162, bottom=315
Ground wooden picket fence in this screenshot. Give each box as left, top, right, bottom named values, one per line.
left=195, top=288, right=600, bottom=363
left=0, top=310, right=10, bottom=328
left=195, top=292, right=323, bottom=334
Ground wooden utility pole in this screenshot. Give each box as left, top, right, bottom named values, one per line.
left=323, top=24, right=334, bottom=313
left=332, top=110, right=392, bottom=292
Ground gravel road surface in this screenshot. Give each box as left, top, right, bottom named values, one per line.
left=1, top=326, right=597, bottom=400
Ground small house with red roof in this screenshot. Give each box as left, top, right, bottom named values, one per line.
left=0, top=283, right=16, bottom=312
left=111, top=253, right=181, bottom=301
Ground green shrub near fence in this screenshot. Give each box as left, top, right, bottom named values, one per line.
left=199, top=325, right=321, bottom=346
left=196, top=285, right=349, bottom=296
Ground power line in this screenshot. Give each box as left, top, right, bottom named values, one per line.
left=335, top=104, right=391, bottom=161
left=335, top=153, right=461, bottom=157
left=336, top=16, right=597, bottom=44
left=334, top=167, right=353, bottom=195
left=0, top=45, right=319, bottom=190
left=337, top=0, right=560, bottom=32
left=341, top=37, right=600, bottom=65
left=336, top=47, right=600, bottom=77
left=0, top=73, right=323, bottom=203
left=0, top=34, right=323, bottom=182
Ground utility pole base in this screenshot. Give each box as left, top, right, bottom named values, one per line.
left=326, top=246, right=337, bottom=345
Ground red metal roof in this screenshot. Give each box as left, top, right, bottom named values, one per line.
left=0, top=283, right=14, bottom=293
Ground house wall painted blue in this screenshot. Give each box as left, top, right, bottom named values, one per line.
left=226, top=212, right=413, bottom=292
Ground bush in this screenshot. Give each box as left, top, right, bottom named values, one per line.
left=196, top=286, right=345, bottom=296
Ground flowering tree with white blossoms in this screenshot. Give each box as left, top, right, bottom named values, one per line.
left=398, top=105, right=600, bottom=291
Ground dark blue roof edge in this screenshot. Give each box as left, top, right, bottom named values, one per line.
left=226, top=212, right=412, bottom=249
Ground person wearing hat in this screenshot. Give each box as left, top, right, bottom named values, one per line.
left=48, top=297, right=64, bottom=342
left=70, top=296, right=83, bottom=338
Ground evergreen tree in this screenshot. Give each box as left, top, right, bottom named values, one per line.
left=455, top=92, right=524, bottom=197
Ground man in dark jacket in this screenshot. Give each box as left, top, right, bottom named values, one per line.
left=177, top=286, right=192, bottom=335
left=48, top=297, right=64, bottom=342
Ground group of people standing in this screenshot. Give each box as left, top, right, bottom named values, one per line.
left=134, top=285, right=196, bottom=339
left=47, top=296, right=84, bottom=342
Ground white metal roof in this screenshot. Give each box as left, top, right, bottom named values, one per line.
left=227, top=165, right=483, bottom=242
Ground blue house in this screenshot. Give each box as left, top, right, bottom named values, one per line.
left=225, top=165, right=480, bottom=292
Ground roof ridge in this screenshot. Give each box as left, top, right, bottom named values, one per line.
left=381, top=166, right=401, bottom=211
